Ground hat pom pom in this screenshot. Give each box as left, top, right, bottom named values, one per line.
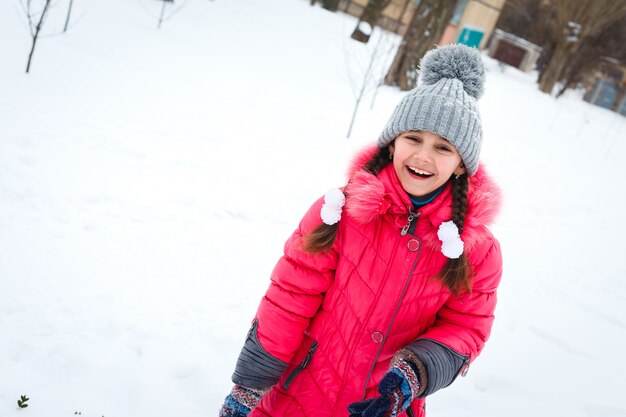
left=420, top=44, right=485, bottom=99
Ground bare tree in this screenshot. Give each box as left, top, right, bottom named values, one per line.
left=148, top=0, right=191, bottom=29
left=23, top=0, right=53, bottom=73
left=158, top=0, right=174, bottom=29
left=322, top=0, right=340, bottom=12
left=63, top=0, right=75, bottom=32
left=344, top=31, right=398, bottom=137
left=554, top=18, right=626, bottom=97
left=538, top=0, right=626, bottom=95
left=384, top=0, right=457, bottom=90
left=351, top=0, right=393, bottom=43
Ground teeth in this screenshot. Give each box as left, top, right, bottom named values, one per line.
left=408, top=166, right=433, bottom=176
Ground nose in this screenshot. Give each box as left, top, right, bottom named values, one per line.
left=412, top=146, right=433, bottom=161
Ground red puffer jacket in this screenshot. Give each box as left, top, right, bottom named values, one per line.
left=249, top=149, right=503, bottom=417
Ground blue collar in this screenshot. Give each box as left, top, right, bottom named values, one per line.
left=409, top=183, right=447, bottom=208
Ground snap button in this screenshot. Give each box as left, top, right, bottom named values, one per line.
left=371, top=331, right=384, bottom=343
left=407, top=239, right=420, bottom=251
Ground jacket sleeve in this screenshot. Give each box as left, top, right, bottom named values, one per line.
left=231, top=196, right=339, bottom=387
left=405, top=235, right=502, bottom=397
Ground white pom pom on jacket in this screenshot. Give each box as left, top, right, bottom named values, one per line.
left=246, top=145, right=503, bottom=417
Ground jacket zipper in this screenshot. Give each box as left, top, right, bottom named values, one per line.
left=282, top=341, right=318, bottom=390
left=361, top=209, right=422, bottom=399
left=400, top=209, right=419, bottom=236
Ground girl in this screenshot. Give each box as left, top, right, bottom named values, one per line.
left=219, top=44, right=502, bottom=417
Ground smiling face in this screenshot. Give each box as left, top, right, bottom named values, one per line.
left=389, top=131, right=465, bottom=197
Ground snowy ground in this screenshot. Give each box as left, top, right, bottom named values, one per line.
left=1, top=1, right=625, bottom=416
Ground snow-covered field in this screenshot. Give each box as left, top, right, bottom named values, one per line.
left=1, top=1, right=625, bottom=416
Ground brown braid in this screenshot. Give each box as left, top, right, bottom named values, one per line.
left=302, top=147, right=392, bottom=253
left=439, top=173, right=473, bottom=295
left=363, top=146, right=392, bottom=176
left=451, top=173, right=469, bottom=233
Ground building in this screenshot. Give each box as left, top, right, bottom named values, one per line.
left=487, top=29, right=543, bottom=73
left=338, top=0, right=506, bottom=49
left=584, top=58, right=626, bottom=116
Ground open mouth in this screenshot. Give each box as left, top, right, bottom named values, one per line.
left=407, top=166, right=434, bottom=178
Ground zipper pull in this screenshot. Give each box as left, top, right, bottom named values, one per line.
left=301, top=341, right=318, bottom=368
left=400, top=209, right=419, bottom=236
left=283, top=341, right=318, bottom=390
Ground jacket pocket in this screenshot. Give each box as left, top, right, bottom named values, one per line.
left=282, top=340, right=319, bottom=390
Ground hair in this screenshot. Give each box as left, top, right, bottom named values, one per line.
left=301, top=147, right=391, bottom=253
left=439, top=173, right=473, bottom=295
left=301, top=146, right=473, bottom=295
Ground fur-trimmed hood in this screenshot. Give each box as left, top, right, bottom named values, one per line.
left=343, top=145, right=502, bottom=253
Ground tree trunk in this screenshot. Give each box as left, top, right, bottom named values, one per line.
left=555, top=73, right=573, bottom=98
left=158, top=0, right=167, bottom=29
left=536, top=0, right=626, bottom=96
left=322, top=0, right=339, bottom=12
left=63, top=0, right=74, bottom=32
left=384, top=3, right=423, bottom=89
left=538, top=40, right=578, bottom=94
left=351, top=0, right=393, bottom=43
left=385, top=0, right=457, bottom=90
left=26, top=0, right=52, bottom=73
left=536, top=41, right=555, bottom=86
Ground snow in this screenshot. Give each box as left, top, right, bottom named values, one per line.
left=1, top=0, right=626, bottom=416
left=356, top=21, right=373, bottom=37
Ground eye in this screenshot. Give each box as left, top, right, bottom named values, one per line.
left=436, top=145, right=452, bottom=152
left=405, top=135, right=421, bottom=143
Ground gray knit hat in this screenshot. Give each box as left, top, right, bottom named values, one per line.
left=378, top=44, right=486, bottom=175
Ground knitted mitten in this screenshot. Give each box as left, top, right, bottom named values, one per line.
left=219, top=385, right=269, bottom=417
left=347, top=358, right=420, bottom=417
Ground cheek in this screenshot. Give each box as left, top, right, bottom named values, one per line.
left=392, top=158, right=404, bottom=177
left=442, top=156, right=462, bottom=173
